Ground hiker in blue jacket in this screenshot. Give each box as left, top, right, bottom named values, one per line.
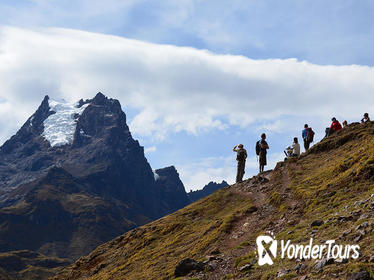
left=302, top=124, right=314, bottom=151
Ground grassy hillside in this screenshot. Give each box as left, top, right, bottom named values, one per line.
left=53, top=122, right=374, bottom=280
left=0, top=250, right=69, bottom=280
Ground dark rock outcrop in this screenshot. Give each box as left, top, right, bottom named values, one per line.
left=174, top=258, right=205, bottom=277
left=311, top=220, right=324, bottom=227
left=154, top=166, right=190, bottom=212
left=348, top=271, right=372, bottom=280
left=188, top=180, right=228, bottom=202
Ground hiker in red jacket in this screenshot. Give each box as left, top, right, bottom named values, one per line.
left=328, top=117, right=342, bottom=136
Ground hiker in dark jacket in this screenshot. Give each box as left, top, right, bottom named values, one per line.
left=361, top=113, right=370, bottom=124
left=259, top=133, right=269, bottom=174
left=233, top=144, right=247, bottom=183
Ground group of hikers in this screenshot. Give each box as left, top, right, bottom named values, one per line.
left=233, top=113, right=371, bottom=183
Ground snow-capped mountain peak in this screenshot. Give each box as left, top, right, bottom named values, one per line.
left=42, top=99, right=90, bottom=147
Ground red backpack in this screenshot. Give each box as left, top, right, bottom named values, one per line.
left=307, top=128, right=315, bottom=142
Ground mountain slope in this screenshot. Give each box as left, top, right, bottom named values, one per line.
left=0, top=93, right=191, bottom=262
left=53, top=122, right=374, bottom=280
left=0, top=250, right=69, bottom=280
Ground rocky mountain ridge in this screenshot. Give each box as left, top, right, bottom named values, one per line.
left=0, top=93, right=219, bottom=271
left=188, top=180, right=228, bottom=202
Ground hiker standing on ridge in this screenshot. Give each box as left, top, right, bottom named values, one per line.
left=257, top=133, right=269, bottom=174
left=233, top=144, right=247, bottom=183
left=302, top=124, right=314, bottom=151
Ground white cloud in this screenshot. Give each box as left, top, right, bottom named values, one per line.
left=176, top=156, right=236, bottom=191
left=0, top=26, right=374, bottom=148
left=256, top=119, right=288, bottom=135
left=178, top=151, right=285, bottom=191
left=144, top=146, right=157, bottom=154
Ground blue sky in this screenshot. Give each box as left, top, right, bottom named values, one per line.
left=2, top=0, right=374, bottom=65
left=0, top=1, right=374, bottom=190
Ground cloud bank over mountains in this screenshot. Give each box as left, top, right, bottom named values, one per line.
left=0, top=26, right=373, bottom=189
left=1, top=26, right=373, bottom=143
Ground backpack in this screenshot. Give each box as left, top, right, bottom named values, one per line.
left=307, top=128, right=315, bottom=142
left=255, top=140, right=261, bottom=155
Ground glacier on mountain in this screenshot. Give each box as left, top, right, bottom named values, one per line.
left=42, top=99, right=90, bottom=147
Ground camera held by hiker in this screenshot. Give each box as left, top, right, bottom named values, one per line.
left=361, top=113, right=370, bottom=124
left=255, top=133, right=269, bottom=174
left=233, top=144, right=247, bottom=183
left=284, top=137, right=300, bottom=158
left=302, top=124, right=315, bottom=151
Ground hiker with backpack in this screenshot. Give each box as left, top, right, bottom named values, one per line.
left=302, top=124, right=315, bottom=151
left=233, top=144, right=247, bottom=183
left=256, top=133, right=269, bottom=174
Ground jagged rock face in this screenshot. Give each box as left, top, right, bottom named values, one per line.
left=154, top=166, right=190, bottom=212
left=0, top=94, right=155, bottom=212
left=188, top=181, right=228, bottom=202
left=0, top=93, right=188, bottom=260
